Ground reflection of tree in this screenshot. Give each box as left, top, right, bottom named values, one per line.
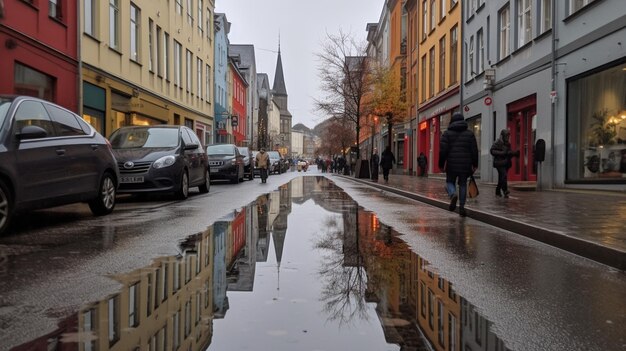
left=315, top=215, right=369, bottom=326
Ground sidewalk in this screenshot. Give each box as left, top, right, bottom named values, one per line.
left=338, top=173, right=626, bottom=270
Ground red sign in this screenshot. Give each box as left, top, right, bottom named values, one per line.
left=464, top=106, right=470, bottom=112
left=218, top=129, right=228, bottom=135
left=484, top=97, right=493, bottom=106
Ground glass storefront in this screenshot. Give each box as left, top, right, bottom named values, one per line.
left=466, top=115, right=482, bottom=176
left=567, top=58, right=626, bottom=181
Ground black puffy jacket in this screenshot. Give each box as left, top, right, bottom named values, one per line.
left=438, top=119, right=478, bottom=175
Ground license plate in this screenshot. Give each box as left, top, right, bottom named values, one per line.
left=120, top=176, right=144, bottom=183
left=210, top=168, right=219, bottom=173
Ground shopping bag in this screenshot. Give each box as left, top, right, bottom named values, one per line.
left=468, top=175, right=479, bottom=198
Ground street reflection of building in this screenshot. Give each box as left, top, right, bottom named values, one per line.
left=228, top=206, right=257, bottom=292
left=255, top=194, right=271, bottom=263
left=213, top=221, right=229, bottom=319
left=13, top=227, right=216, bottom=351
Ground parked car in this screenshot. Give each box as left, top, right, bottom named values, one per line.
left=267, top=151, right=283, bottom=174
left=237, top=146, right=254, bottom=181
left=206, top=144, right=245, bottom=183
left=109, top=125, right=210, bottom=199
left=0, top=95, right=119, bottom=236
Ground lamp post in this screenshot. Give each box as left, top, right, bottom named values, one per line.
left=370, top=116, right=378, bottom=158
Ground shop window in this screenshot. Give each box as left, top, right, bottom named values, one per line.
left=567, top=60, right=626, bottom=181
left=14, top=63, right=55, bottom=101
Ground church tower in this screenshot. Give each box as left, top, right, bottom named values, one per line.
left=272, top=42, right=292, bottom=156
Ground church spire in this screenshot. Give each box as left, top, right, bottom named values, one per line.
left=272, top=43, right=287, bottom=96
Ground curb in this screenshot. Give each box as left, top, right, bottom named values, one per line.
left=339, top=175, right=625, bottom=270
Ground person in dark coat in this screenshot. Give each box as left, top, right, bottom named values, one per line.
left=439, top=112, right=479, bottom=216
left=490, top=129, right=519, bottom=198
left=370, top=148, right=380, bottom=182
left=380, top=146, right=396, bottom=183
left=417, top=152, right=428, bottom=177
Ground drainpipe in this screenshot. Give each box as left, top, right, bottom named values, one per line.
left=550, top=0, right=557, bottom=189
left=77, top=0, right=83, bottom=117
left=459, top=2, right=465, bottom=112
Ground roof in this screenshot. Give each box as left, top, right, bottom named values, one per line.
left=228, top=44, right=256, bottom=70
left=292, top=123, right=312, bottom=133
left=272, top=50, right=287, bottom=96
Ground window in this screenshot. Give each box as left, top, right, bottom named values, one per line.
left=421, top=55, right=426, bottom=101
left=569, top=0, right=595, bottom=15
left=197, top=58, right=203, bottom=99
left=109, top=0, right=119, bottom=49
left=437, top=300, right=444, bottom=346
left=163, top=32, right=169, bottom=80
left=187, top=0, right=193, bottom=26
left=499, top=5, right=510, bottom=59
left=148, top=19, right=154, bottom=71
left=46, top=104, right=86, bottom=136
left=49, top=0, right=61, bottom=20
left=429, top=47, right=435, bottom=97
left=185, top=299, right=192, bottom=337
left=173, top=310, right=180, bottom=350
left=439, top=36, right=446, bottom=91
left=477, top=29, right=484, bottom=74
left=196, top=292, right=201, bottom=325
left=422, top=1, right=427, bottom=40
left=448, top=313, right=457, bottom=350
left=173, top=261, right=180, bottom=292
left=450, top=25, right=458, bottom=85
left=156, top=26, right=162, bottom=76
left=130, top=4, right=140, bottom=62
left=206, top=64, right=211, bottom=102
left=204, top=280, right=210, bottom=308
left=84, top=0, right=95, bottom=35
left=176, top=0, right=182, bottom=15
left=475, top=311, right=483, bottom=345
left=466, top=0, right=476, bottom=18
left=13, top=101, right=55, bottom=136
left=14, top=63, right=55, bottom=101
left=186, top=50, right=193, bottom=93
left=82, top=308, right=97, bottom=351
left=146, top=273, right=153, bottom=316
left=129, top=282, right=139, bottom=327
left=517, top=0, right=532, bottom=48
left=161, top=263, right=168, bottom=302
left=108, top=295, right=120, bottom=346
left=468, top=35, right=474, bottom=80
left=450, top=0, right=457, bottom=8
left=540, top=0, right=552, bottom=33
left=440, top=0, right=446, bottom=20
left=174, top=41, right=182, bottom=87
left=428, top=289, right=434, bottom=330
left=448, top=282, right=457, bottom=301
left=430, top=0, right=436, bottom=31
left=198, top=0, right=203, bottom=34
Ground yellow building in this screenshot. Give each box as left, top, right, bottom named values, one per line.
left=81, top=0, right=215, bottom=144
left=416, top=0, right=461, bottom=175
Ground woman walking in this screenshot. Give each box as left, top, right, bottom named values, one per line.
left=380, top=146, right=396, bottom=183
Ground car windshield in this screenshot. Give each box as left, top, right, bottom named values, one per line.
left=207, top=145, right=235, bottom=156
left=0, top=97, right=13, bottom=129
left=110, top=127, right=180, bottom=149
left=268, top=152, right=280, bottom=159
left=237, top=147, right=249, bottom=156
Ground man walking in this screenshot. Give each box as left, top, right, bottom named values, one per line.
left=255, top=148, right=270, bottom=183
left=490, top=129, right=519, bottom=198
left=380, top=146, right=396, bottom=183
left=439, top=113, right=479, bottom=216
left=370, top=148, right=380, bottom=182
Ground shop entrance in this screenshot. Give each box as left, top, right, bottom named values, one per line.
left=507, top=95, right=537, bottom=181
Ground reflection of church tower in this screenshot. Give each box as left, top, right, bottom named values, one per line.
left=271, top=183, right=291, bottom=292
left=272, top=41, right=292, bottom=155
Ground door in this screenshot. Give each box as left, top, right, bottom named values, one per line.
left=507, top=95, right=537, bottom=181
left=182, top=128, right=205, bottom=185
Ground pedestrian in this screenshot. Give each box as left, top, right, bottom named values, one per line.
left=370, top=148, right=380, bottom=182
left=417, top=152, right=428, bottom=177
left=380, top=146, right=396, bottom=183
left=255, top=148, right=270, bottom=183
left=490, top=129, right=519, bottom=198
left=438, top=112, right=479, bottom=217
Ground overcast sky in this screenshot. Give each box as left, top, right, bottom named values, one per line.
left=215, top=0, right=384, bottom=129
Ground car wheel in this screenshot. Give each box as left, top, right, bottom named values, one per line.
left=176, top=171, right=189, bottom=200
left=199, top=169, right=210, bottom=194
left=0, top=179, right=14, bottom=236
left=88, top=172, right=116, bottom=216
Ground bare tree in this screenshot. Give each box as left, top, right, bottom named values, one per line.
left=316, top=115, right=355, bottom=158
left=315, top=30, right=371, bottom=159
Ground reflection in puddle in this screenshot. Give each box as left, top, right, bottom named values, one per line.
left=14, top=177, right=510, bottom=351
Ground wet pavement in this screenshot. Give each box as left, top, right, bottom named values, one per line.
left=1, top=176, right=625, bottom=351
left=338, top=173, right=626, bottom=270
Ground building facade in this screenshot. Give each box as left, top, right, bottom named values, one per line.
left=462, top=0, right=625, bottom=190
left=80, top=0, right=215, bottom=144
left=214, top=12, right=230, bottom=144
left=229, top=56, right=247, bottom=146
left=0, top=0, right=78, bottom=112
left=229, top=44, right=258, bottom=148
left=256, top=73, right=270, bottom=149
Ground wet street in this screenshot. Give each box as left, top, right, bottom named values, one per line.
left=1, top=173, right=625, bottom=351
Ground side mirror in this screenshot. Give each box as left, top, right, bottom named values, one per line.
left=16, top=125, right=48, bottom=140
left=184, top=143, right=199, bottom=150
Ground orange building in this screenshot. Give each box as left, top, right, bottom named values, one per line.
left=416, top=0, right=461, bottom=175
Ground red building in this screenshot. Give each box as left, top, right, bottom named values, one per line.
left=0, top=0, right=78, bottom=112
left=229, top=57, right=248, bottom=146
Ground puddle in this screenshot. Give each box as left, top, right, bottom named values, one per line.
left=9, top=177, right=511, bottom=351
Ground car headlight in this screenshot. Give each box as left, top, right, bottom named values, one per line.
left=230, top=158, right=237, bottom=165
left=153, top=155, right=176, bottom=169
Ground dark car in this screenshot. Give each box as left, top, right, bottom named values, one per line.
left=206, top=144, right=244, bottom=183
left=267, top=151, right=283, bottom=174
left=109, top=125, right=210, bottom=199
left=0, top=96, right=119, bottom=236
left=237, top=146, right=254, bottom=181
